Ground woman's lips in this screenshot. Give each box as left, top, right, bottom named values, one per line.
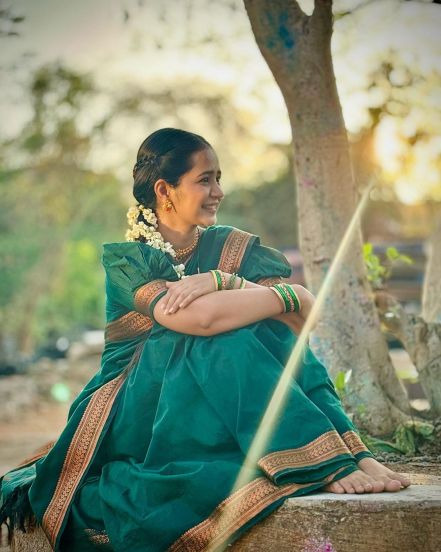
left=202, top=205, right=218, bottom=213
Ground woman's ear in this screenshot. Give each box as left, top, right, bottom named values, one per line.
left=153, top=179, right=171, bottom=203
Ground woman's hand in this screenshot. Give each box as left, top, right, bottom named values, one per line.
left=292, top=284, right=316, bottom=323
left=272, top=311, right=305, bottom=335
left=162, top=272, right=216, bottom=314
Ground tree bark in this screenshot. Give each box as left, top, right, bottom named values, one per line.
left=243, top=0, right=410, bottom=434
left=376, top=292, right=441, bottom=416
left=422, top=219, right=441, bottom=323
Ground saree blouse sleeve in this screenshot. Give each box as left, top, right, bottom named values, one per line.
left=102, top=242, right=178, bottom=320
left=240, top=239, right=292, bottom=285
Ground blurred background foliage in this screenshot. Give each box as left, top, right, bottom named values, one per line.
left=0, top=0, right=440, bottom=356
left=0, top=62, right=301, bottom=353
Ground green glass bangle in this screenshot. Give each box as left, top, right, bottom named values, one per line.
left=285, top=286, right=297, bottom=312
left=285, top=285, right=300, bottom=312
left=239, top=277, right=247, bottom=289
left=273, top=284, right=291, bottom=313
left=278, top=283, right=295, bottom=313
left=210, top=269, right=223, bottom=291
left=219, top=271, right=227, bottom=290
left=216, top=270, right=224, bottom=291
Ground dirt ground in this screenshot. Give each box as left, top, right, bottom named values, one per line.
left=0, top=401, right=70, bottom=475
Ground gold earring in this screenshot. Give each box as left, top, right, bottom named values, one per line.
left=164, top=198, right=173, bottom=212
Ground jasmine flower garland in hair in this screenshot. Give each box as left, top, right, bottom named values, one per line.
left=125, top=205, right=186, bottom=279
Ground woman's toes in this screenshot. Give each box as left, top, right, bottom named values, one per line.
left=383, top=478, right=402, bottom=492
left=395, top=473, right=411, bottom=487
left=370, top=479, right=386, bottom=493
left=341, top=482, right=356, bottom=493
left=324, top=481, right=345, bottom=494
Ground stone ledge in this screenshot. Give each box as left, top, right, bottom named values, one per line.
left=2, top=474, right=440, bottom=552
left=230, top=474, right=441, bottom=552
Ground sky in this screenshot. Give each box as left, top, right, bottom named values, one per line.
left=1, top=0, right=440, bottom=201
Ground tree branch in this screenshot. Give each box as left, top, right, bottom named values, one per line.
left=374, top=291, right=426, bottom=364
left=243, top=0, right=309, bottom=70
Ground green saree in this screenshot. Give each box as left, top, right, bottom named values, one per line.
left=0, top=225, right=373, bottom=551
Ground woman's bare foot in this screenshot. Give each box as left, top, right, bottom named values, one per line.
left=324, top=468, right=387, bottom=494
left=357, top=457, right=411, bottom=489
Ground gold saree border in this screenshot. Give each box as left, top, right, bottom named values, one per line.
left=42, top=373, right=126, bottom=547
left=218, top=229, right=253, bottom=274
left=168, top=464, right=346, bottom=552
left=257, top=276, right=283, bottom=287
left=105, top=311, right=153, bottom=342
left=134, top=279, right=167, bottom=316
left=258, top=430, right=351, bottom=477
left=341, top=430, right=370, bottom=456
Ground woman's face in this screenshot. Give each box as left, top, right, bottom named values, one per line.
left=169, top=147, right=224, bottom=228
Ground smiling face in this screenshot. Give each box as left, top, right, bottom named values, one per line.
left=166, top=147, right=224, bottom=228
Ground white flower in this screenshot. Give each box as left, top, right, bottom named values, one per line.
left=173, top=264, right=186, bottom=279
left=125, top=204, right=185, bottom=278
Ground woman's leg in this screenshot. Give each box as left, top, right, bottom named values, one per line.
left=297, top=345, right=410, bottom=490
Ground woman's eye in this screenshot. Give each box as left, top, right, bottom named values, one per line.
left=199, top=176, right=221, bottom=184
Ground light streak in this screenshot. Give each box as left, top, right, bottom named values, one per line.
left=209, top=178, right=376, bottom=552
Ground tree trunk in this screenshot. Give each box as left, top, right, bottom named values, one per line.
left=7, top=243, right=64, bottom=354
left=243, top=0, right=411, bottom=434
left=422, top=219, right=441, bottom=323
left=376, top=292, right=441, bottom=415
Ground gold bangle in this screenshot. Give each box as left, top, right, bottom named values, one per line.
left=227, top=273, right=237, bottom=290
left=209, top=269, right=220, bottom=291
left=269, top=286, right=286, bottom=312
left=220, top=271, right=227, bottom=290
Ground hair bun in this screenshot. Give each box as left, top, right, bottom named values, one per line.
left=132, top=155, right=158, bottom=178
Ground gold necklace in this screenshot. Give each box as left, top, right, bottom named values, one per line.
left=175, top=227, right=200, bottom=261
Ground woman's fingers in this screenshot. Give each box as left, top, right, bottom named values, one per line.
left=178, top=290, right=200, bottom=309
left=164, top=286, right=196, bottom=314
left=167, top=293, right=187, bottom=314
left=163, top=288, right=186, bottom=314
left=162, top=273, right=217, bottom=314
left=168, top=289, right=202, bottom=313
left=162, top=282, right=183, bottom=313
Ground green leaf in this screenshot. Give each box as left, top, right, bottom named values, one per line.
left=403, top=420, right=434, bottom=439
left=363, top=243, right=373, bottom=256
left=394, top=425, right=416, bottom=455
left=334, top=371, right=346, bottom=394
left=359, top=433, right=405, bottom=454
left=386, top=247, right=413, bottom=265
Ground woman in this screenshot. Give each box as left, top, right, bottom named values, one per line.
left=1, top=128, right=410, bottom=551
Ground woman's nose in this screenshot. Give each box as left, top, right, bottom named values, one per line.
left=212, top=183, right=224, bottom=199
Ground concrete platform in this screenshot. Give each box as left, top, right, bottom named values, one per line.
left=230, top=473, right=441, bottom=552
left=2, top=474, right=440, bottom=551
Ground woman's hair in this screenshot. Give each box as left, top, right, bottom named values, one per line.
left=132, top=128, right=212, bottom=209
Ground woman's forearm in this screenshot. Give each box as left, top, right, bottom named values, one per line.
left=154, top=286, right=284, bottom=336
left=240, top=278, right=313, bottom=334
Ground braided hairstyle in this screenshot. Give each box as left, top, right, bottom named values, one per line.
left=132, top=128, right=212, bottom=210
